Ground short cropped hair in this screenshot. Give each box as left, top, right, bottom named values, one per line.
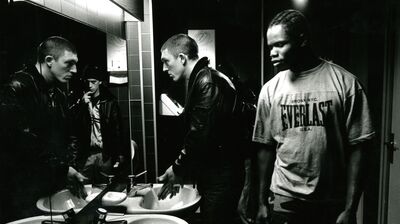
left=269, top=9, right=310, bottom=41
left=161, top=34, right=199, bottom=60
left=37, top=36, right=77, bottom=63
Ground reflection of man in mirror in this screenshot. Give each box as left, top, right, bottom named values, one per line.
left=72, top=65, right=125, bottom=184
left=254, top=10, right=375, bottom=224
left=158, top=34, right=244, bottom=224
left=0, top=36, right=87, bottom=222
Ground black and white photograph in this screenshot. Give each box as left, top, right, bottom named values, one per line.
left=0, top=0, right=398, bottom=223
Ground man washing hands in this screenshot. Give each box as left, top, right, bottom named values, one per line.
left=157, top=34, right=243, bottom=224
left=67, top=166, right=89, bottom=199
left=157, top=166, right=183, bottom=200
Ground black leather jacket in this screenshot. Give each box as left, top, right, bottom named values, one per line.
left=72, top=86, right=124, bottom=166
left=0, top=65, right=73, bottom=217
left=172, top=57, right=239, bottom=175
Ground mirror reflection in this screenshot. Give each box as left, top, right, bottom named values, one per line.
left=0, top=0, right=398, bottom=224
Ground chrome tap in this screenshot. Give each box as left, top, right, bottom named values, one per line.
left=100, top=172, right=115, bottom=186
left=127, top=171, right=150, bottom=196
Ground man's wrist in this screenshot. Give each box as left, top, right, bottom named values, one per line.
left=172, top=163, right=183, bottom=176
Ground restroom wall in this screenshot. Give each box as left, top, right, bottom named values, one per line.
left=125, top=0, right=157, bottom=182
left=15, top=0, right=124, bottom=38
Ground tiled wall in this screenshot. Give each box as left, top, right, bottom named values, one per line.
left=125, top=0, right=157, bottom=182
left=18, top=0, right=124, bottom=38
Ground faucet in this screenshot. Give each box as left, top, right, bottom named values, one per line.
left=127, top=170, right=151, bottom=196
left=100, top=172, right=116, bottom=186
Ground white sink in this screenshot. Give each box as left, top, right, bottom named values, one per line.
left=120, top=184, right=201, bottom=215
left=7, top=215, right=64, bottom=224
left=36, top=184, right=200, bottom=215
left=36, top=185, right=103, bottom=213
left=7, top=214, right=188, bottom=224
left=124, top=214, right=188, bottom=224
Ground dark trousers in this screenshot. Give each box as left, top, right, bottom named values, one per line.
left=196, top=160, right=244, bottom=224
left=81, top=152, right=112, bottom=184
left=269, top=194, right=345, bottom=224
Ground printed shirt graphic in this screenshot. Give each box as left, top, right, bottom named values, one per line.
left=253, top=60, right=375, bottom=200
left=89, top=101, right=103, bottom=149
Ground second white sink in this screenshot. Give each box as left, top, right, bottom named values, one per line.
left=120, top=184, right=201, bottom=215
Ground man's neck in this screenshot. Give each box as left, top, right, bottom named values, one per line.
left=35, top=63, right=54, bottom=84
left=183, top=58, right=199, bottom=89
left=184, top=58, right=199, bottom=79
left=92, top=89, right=100, bottom=98
left=290, top=50, right=320, bottom=73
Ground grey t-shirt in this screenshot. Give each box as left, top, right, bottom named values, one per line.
left=253, top=60, right=375, bottom=200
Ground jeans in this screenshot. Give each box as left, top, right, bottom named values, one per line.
left=81, top=152, right=112, bottom=184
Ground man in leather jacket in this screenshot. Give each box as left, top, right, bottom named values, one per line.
left=72, top=65, right=125, bottom=184
left=158, top=34, right=244, bottom=224
left=0, top=36, right=87, bottom=222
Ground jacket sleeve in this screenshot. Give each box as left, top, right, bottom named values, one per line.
left=66, top=106, right=80, bottom=168
left=172, top=75, right=220, bottom=175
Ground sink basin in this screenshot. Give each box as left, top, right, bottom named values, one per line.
left=8, top=214, right=187, bottom=224
left=121, top=184, right=201, bottom=215
left=36, top=185, right=103, bottom=213
left=36, top=184, right=200, bottom=215
left=7, top=215, right=64, bottom=224
left=124, top=214, right=188, bottom=224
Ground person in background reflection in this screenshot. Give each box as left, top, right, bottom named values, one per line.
left=0, top=36, right=87, bottom=222
left=72, top=65, right=125, bottom=184
left=253, top=10, right=375, bottom=224
left=157, top=34, right=244, bottom=224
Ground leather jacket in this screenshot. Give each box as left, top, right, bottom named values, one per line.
left=0, top=65, right=72, bottom=210
left=172, top=57, right=239, bottom=175
left=72, top=86, right=124, bottom=165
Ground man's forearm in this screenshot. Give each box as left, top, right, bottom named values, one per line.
left=344, top=144, right=366, bottom=212
left=257, top=144, right=276, bottom=206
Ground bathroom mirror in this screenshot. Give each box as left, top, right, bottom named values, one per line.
left=0, top=1, right=133, bottom=222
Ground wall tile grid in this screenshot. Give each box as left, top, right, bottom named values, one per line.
left=23, top=0, right=124, bottom=38
left=124, top=0, right=156, bottom=182
left=125, top=21, right=144, bottom=178
left=125, top=0, right=156, bottom=181
left=141, top=0, right=157, bottom=182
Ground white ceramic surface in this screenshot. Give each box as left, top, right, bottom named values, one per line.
left=7, top=215, right=64, bottom=224
left=36, top=184, right=201, bottom=215
left=121, top=184, right=201, bottom=214
left=85, top=191, right=127, bottom=206
left=36, top=185, right=103, bottom=213
left=8, top=214, right=188, bottom=224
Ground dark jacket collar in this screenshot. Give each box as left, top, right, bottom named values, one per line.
left=187, top=57, right=210, bottom=90
left=98, top=85, right=116, bottom=103
left=24, top=64, right=52, bottom=92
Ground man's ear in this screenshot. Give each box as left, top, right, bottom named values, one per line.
left=44, top=55, right=54, bottom=68
left=178, top=53, right=187, bottom=65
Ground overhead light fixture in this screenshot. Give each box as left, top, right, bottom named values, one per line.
left=292, top=0, right=308, bottom=11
